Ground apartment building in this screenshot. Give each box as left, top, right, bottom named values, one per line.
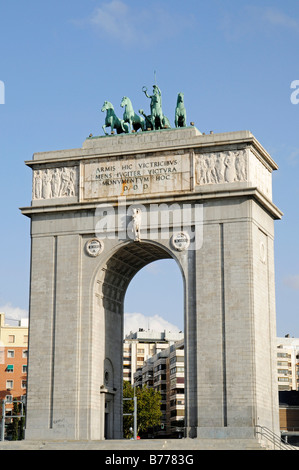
left=134, top=335, right=299, bottom=439
left=123, top=328, right=183, bottom=384
left=277, top=336, right=299, bottom=391
left=168, top=339, right=185, bottom=436
left=134, top=339, right=185, bottom=438
left=0, top=313, right=28, bottom=412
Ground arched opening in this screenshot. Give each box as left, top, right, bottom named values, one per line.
left=93, top=241, right=185, bottom=439
left=124, top=259, right=184, bottom=335
left=124, top=258, right=184, bottom=438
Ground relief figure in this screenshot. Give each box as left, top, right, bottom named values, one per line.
left=60, top=168, right=72, bottom=197
left=68, top=168, right=76, bottom=196
left=235, top=151, right=247, bottom=181
left=195, top=155, right=206, bottom=185
left=34, top=170, right=42, bottom=199
left=42, top=169, right=52, bottom=199
left=215, top=154, right=225, bottom=183
left=224, top=153, right=236, bottom=183
left=205, top=154, right=217, bottom=184
left=51, top=169, right=61, bottom=198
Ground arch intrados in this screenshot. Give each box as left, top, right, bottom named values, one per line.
left=92, top=240, right=185, bottom=305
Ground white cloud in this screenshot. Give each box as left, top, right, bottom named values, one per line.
left=283, top=275, right=299, bottom=291
left=90, top=1, right=136, bottom=44
left=74, top=1, right=194, bottom=47
left=264, top=7, right=299, bottom=32
left=124, top=312, right=181, bottom=337
left=0, top=303, right=28, bottom=323
left=221, top=6, right=299, bottom=42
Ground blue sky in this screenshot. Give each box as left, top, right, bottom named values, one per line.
left=0, top=0, right=298, bottom=337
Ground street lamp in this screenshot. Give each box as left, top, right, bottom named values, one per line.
left=123, top=395, right=137, bottom=440
left=123, top=373, right=142, bottom=440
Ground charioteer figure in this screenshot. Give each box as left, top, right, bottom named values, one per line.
left=142, top=84, right=164, bottom=130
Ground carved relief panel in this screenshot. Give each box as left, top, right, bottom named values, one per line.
left=195, top=150, right=248, bottom=186
left=32, top=166, right=78, bottom=200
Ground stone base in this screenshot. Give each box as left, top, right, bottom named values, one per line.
left=196, top=426, right=255, bottom=440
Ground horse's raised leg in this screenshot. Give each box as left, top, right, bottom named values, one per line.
left=102, top=124, right=109, bottom=135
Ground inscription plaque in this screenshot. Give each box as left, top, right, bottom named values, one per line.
left=171, top=231, right=190, bottom=251
left=82, top=153, right=190, bottom=200
left=86, top=238, right=104, bottom=257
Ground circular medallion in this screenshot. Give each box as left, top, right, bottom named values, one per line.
left=171, top=232, right=190, bottom=251
left=86, top=238, right=104, bottom=257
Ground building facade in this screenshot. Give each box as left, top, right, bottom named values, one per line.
left=168, top=340, right=185, bottom=436
left=0, top=313, right=28, bottom=411
left=134, top=338, right=185, bottom=438
left=277, top=336, right=299, bottom=391
left=123, top=329, right=183, bottom=384
left=135, top=335, right=299, bottom=438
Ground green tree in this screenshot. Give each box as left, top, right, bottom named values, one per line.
left=123, top=381, right=162, bottom=438
left=137, top=385, right=162, bottom=435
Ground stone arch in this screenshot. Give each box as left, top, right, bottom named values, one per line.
left=91, top=240, right=186, bottom=439
left=23, top=127, right=281, bottom=445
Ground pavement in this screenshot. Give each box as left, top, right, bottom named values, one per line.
left=0, top=437, right=268, bottom=451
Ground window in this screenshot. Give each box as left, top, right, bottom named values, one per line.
left=8, top=335, right=15, bottom=343
left=278, top=369, right=289, bottom=376
left=22, top=350, right=28, bottom=358
left=22, top=365, right=27, bottom=373
left=6, top=380, right=13, bottom=389
left=21, top=380, right=27, bottom=389
left=6, top=365, right=14, bottom=372
left=23, top=335, right=28, bottom=344
left=7, top=350, right=14, bottom=358
left=5, top=395, right=13, bottom=403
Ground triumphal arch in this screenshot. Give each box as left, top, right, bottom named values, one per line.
left=21, top=87, right=282, bottom=441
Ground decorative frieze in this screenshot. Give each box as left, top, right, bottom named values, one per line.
left=33, top=166, right=78, bottom=200
left=195, top=150, right=247, bottom=185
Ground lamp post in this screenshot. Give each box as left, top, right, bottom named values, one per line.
left=132, top=373, right=143, bottom=439
left=123, top=373, right=142, bottom=440
left=123, top=396, right=137, bottom=440
left=0, top=400, right=5, bottom=441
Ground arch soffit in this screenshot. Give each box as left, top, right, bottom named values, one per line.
left=90, top=240, right=186, bottom=308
